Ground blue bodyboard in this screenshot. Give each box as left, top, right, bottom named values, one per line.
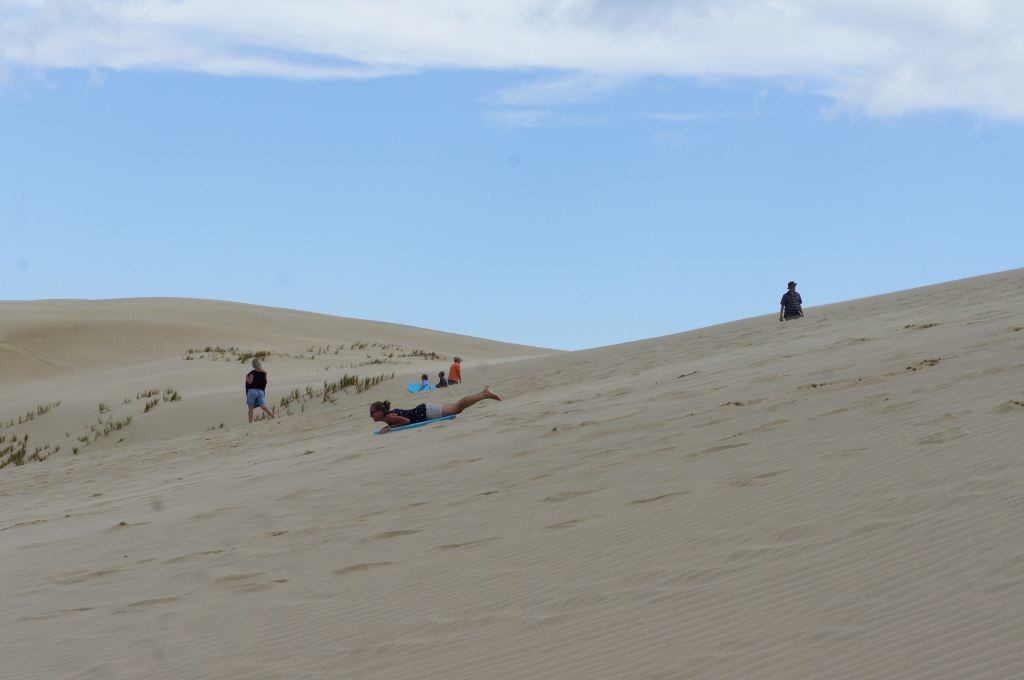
left=407, top=383, right=435, bottom=393
left=375, top=415, right=455, bottom=435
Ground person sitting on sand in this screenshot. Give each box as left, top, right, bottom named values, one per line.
left=369, top=387, right=501, bottom=433
left=779, top=281, right=804, bottom=322
left=245, top=358, right=275, bottom=423
left=447, top=357, right=462, bottom=384
left=436, top=371, right=449, bottom=388
left=420, top=374, right=431, bottom=389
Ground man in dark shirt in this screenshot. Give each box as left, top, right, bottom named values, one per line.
left=780, top=281, right=804, bottom=321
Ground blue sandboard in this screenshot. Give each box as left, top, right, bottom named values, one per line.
left=407, top=383, right=435, bottom=393
left=375, top=415, right=455, bottom=435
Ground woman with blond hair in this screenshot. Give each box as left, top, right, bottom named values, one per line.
left=245, top=357, right=275, bottom=423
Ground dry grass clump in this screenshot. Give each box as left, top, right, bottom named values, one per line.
left=400, top=349, right=446, bottom=360
left=0, top=401, right=64, bottom=467
left=343, top=342, right=448, bottom=366
left=94, top=416, right=133, bottom=439
left=183, top=345, right=240, bottom=361
left=2, top=387, right=184, bottom=470
left=2, top=401, right=62, bottom=429
left=1, top=434, right=60, bottom=468
left=278, top=372, right=394, bottom=414
left=237, top=350, right=270, bottom=364
left=142, top=387, right=183, bottom=412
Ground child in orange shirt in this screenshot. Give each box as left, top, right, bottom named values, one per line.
left=448, top=357, right=462, bottom=384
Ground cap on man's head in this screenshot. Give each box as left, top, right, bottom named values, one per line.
left=787, top=281, right=797, bottom=287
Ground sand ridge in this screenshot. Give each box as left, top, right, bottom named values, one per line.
left=2, top=270, right=1024, bottom=678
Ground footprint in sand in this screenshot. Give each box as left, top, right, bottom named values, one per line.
left=832, top=337, right=872, bottom=347
left=1, top=517, right=48, bottom=532
left=189, top=506, right=242, bottom=521
left=20, top=607, right=95, bottom=622
left=338, top=452, right=366, bottom=462
left=433, top=458, right=483, bottom=471
left=367, top=529, right=420, bottom=540
left=214, top=573, right=275, bottom=592
left=543, top=489, right=599, bottom=502
left=753, top=419, right=789, bottom=432
left=729, top=469, right=791, bottom=487
left=118, top=597, right=181, bottom=612
left=822, top=447, right=868, bottom=460
left=434, top=537, right=495, bottom=550
left=334, top=562, right=394, bottom=576
left=110, top=520, right=150, bottom=530
left=164, top=549, right=224, bottom=565
left=626, top=491, right=690, bottom=505
left=906, top=358, right=942, bottom=371
left=688, top=442, right=748, bottom=459
left=719, top=399, right=765, bottom=407
left=49, top=567, right=127, bottom=585
left=544, top=518, right=585, bottom=530
left=917, top=428, right=968, bottom=445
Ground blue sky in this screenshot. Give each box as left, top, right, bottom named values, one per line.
left=2, top=2, right=1022, bottom=350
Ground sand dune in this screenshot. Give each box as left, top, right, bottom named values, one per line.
left=0, top=298, right=551, bottom=461
left=3, top=271, right=1024, bottom=679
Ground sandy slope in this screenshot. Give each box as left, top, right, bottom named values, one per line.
left=3, top=272, right=1024, bottom=679
left=0, top=298, right=551, bottom=462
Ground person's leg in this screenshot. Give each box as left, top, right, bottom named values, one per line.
left=441, top=387, right=501, bottom=416
left=260, top=405, right=275, bottom=419
left=248, top=406, right=255, bottom=423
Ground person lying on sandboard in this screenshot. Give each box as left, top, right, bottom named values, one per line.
left=369, top=387, right=501, bottom=433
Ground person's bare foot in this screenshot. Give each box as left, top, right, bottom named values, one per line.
left=483, top=387, right=501, bottom=401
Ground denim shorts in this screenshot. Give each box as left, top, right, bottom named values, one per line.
left=246, top=389, right=266, bottom=408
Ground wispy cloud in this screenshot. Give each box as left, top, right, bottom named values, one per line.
left=3, top=1, right=1024, bottom=119
left=482, top=108, right=611, bottom=129
left=483, top=109, right=552, bottom=129
left=495, top=73, right=628, bottom=107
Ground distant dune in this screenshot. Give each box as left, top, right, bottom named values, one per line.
left=3, top=271, right=1024, bottom=679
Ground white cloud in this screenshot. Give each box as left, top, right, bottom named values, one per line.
left=2, top=1, right=1024, bottom=118
left=495, top=73, right=627, bottom=107
left=483, top=109, right=552, bottom=128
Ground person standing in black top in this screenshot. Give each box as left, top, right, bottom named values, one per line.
left=780, top=281, right=804, bottom=321
left=245, top=357, right=275, bottom=422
